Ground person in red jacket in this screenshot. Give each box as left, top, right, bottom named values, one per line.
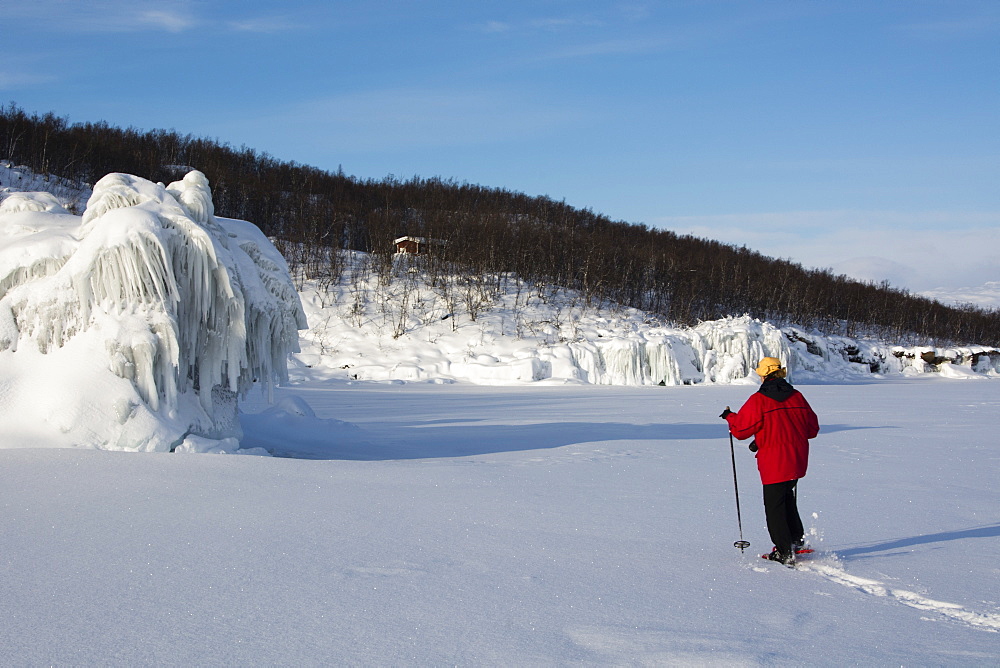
left=720, top=357, right=820, bottom=565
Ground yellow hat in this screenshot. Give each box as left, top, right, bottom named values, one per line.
left=755, top=357, right=785, bottom=378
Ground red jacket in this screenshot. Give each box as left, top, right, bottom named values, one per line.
left=726, top=378, right=819, bottom=485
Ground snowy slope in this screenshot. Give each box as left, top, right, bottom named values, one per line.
left=0, top=161, right=92, bottom=213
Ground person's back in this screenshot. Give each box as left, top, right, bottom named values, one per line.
left=728, top=376, right=818, bottom=484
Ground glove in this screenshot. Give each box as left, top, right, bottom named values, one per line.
left=719, top=407, right=733, bottom=419
left=748, top=440, right=758, bottom=453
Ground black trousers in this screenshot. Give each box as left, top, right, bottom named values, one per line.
left=762, top=479, right=804, bottom=555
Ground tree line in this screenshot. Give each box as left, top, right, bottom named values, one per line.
left=3, top=103, right=998, bottom=345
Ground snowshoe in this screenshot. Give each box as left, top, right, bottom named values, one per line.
left=761, top=547, right=796, bottom=566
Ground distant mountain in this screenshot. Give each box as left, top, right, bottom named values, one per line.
left=921, top=282, right=1000, bottom=309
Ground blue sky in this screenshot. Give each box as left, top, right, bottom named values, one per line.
left=2, top=0, right=998, bottom=293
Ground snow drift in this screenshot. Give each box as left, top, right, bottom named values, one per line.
left=0, top=170, right=306, bottom=451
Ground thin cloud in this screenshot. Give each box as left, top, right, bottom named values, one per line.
left=133, top=9, right=196, bottom=32
left=227, top=16, right=306, bottom=34
left=538, top=35, right=682, bottom=60
left=617, top=2, right=655, bottom=23
left=528, top=16, right=604, bottom=31
left=653, top=210, right=1000, bottom=292
left=3, top=1, right=302, bottom=35
left=658, top=210, right=1000, bottom=235
left=2, top=0, right=199, bottom=33
left=0, top=70, right=57, bottom=90
left=477, top=2, right=658, bottom=36
left=262, top=87, right=591, bottom=152
left=471, top=7, right=697, bottom=60
left=480, top=21, right=512, bottom=34
left=474, top=13, right=603, bottom=35
left=894, top=14, right=1000, bottom=40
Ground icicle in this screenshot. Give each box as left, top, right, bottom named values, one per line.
left=596, top=339, right=648, bottom=385
left=692, top=316, right=790, bottom=383
left=0, top=302, right=17, bottom=352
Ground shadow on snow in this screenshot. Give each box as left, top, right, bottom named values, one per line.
left=244, top=415, right=891, bottom=461
left=832, top=524, right=1000, bottom=562
left=259, top=421, right=723, bottom=460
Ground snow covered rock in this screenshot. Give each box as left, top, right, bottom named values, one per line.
left=0, top=170, right=306, bottom=451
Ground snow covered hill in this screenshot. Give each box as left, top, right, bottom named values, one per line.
left=288, top=251, right=1000, bottom=390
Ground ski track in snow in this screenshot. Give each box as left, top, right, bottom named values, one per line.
left=776, top=555, right=1000, bottom=633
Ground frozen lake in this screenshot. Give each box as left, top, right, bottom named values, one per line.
left=1, top=378, right=997, bottom=664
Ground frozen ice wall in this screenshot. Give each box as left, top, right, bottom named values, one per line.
left=0, top=171, right=306, bottom=451
left=558, top=334, right=706, bottom=386
left=691, top=317, right=788, bottom=384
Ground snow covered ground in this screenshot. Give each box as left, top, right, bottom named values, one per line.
left=0, top=378, right=997, bottom=664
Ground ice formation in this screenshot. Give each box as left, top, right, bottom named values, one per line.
left=0, top=170, right=306, bottom=451
left=290, top=252, right=1000, bottom=387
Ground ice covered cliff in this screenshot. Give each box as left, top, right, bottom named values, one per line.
left=0, top=170, right=306, bottom=451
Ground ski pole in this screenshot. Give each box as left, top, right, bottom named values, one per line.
left=729, top=429, right=750, bottom=552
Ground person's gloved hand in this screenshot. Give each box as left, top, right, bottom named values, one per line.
left=748, top=440, right=758, bottom=452
left=719, top=407, right=733, bottom=419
